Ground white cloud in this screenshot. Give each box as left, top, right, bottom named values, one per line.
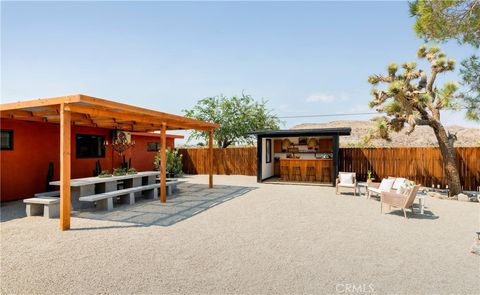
left=306, top=93, right=348, bottom=103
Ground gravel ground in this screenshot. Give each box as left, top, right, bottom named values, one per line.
left=1, top=175, right=479, bottom=294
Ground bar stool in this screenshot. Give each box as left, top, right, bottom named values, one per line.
left=322, top=167, right=331, bottom=183
left=306, top=166, right=316, bottom=182
left=292, top=166, right=302, bottom=181
left=280, top=166, right=290, bottom=181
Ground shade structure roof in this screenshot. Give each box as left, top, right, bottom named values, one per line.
left=251, top=127, right=352, bottom=138
left=0, top=94, right=219, bottom=132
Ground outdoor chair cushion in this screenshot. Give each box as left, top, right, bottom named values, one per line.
left=397, top=181, right=413, bottom=195
left=378, top=178, right=395, bottom=192
left=368, top=187, right=382, bottom=194
left=339, top=172, right=354, bottom=185
left=339, top=183, right=356, bottom=188
left=392, top=178, right=407, bottom=190
left=397, top=183, right=407, bottom=195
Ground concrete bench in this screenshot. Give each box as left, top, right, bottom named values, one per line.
left=79, top=183, right=160, bottom=211
left=23, top=197, right=60, bottom=218
left=34, top=190, right=60, bottom=198
left=156, top=178, right=181, bottom=195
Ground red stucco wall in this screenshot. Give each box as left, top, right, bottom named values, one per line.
left=0, top=118, right=176, bottom=202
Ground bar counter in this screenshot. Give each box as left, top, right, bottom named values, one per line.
left=278, top=158, right=333, bottom=182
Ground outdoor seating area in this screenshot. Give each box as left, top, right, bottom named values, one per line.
left=335, top=172, right=427, bottom=218
left=22, top=172, right=184, bottom=216
left=0, top=94, right=220, bottom=231
left=49, top=171, right=161, bottom=210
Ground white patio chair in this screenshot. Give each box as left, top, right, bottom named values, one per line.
left=336, top=172, right=357, bottom=196
left=367, top=178, right=395, bottom=199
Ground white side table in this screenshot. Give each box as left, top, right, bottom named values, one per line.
left=357, top=182, right=368, bottom=197
left=416, top=195, right=426, bottom=214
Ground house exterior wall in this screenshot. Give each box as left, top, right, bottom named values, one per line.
left=0, top=118, right=175, bottom=202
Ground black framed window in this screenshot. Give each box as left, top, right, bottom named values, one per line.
left=147, top=142, right=160, bottom=152
left=265, top=139, right=272, bottom=163
left=0, top=130, right=13, bottom=150
left=76, top=134, right=105, bottom=158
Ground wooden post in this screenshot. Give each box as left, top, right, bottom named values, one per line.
left=160, top=122, right=167, bottom=203
left=332, top=134, right=339, bottom=187
left=209, top=130, right=213, bottom=188
left=60, top=103, right=71, bottom=230
left=256, top=137, right=262, bottom=183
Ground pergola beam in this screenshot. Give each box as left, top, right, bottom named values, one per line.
left=79, top=94, right=218, bottom=128
left=67, top=104, right=214, bottom=131
left=0, top=95, right=81, bottom=111
left=31, top=106, right=59, bottom=117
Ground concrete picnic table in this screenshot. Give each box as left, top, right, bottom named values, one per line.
left=50, top=171, right=159, bottom=209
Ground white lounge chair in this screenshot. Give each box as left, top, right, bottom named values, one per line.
left=367, top=178, right=395, bottom=199
left=336, top=172, right=357, bottom=196
left=381, top=185, right=421, bottom=218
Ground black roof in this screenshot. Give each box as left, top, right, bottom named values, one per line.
left=251, top=127, right=351, bottom=138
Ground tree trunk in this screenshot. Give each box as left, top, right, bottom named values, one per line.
left=431, top=120, right=462, bottom=196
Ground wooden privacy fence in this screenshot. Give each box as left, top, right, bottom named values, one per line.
left=179, top=147, right=257, bottom=176
left=178, top=147, right=480, bottom=190
left=339, top=147, right=480, bottom=191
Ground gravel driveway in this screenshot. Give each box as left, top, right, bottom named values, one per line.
left=1, top=175, right=479, bottom=294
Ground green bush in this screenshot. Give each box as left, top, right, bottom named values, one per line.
left=154, top=148, right=183, bottom=177
left=98, top=170, right=112, bottom=178
left=127, top=168, right=137, bottom=175
left=113, top=168, right=127, bottom=176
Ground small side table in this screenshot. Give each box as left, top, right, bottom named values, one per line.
left=416, top=195, right=426, bottom=214
left=357, top=182, right=368, bottom=197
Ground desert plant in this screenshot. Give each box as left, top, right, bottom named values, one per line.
left=154, top=148, right=183, bottom=177
left=367, top=170, right=373, bottom=180
left=98, top=170, right=112, bottom=178
left=127, top=168, right=137, bottom=175
left=113, top=168, right=127, bottom=176
left=367, top=44, right=462, bottom=196
left=93, top=160, right=102, bottom=176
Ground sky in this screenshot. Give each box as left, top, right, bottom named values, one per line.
left=1, top=1, right=478, bottom=144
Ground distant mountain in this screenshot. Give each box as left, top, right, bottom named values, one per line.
left=291, top=120, right=480, bottom=147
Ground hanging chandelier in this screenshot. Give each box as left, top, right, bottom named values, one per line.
left=105, top=131, right=135, bottom=156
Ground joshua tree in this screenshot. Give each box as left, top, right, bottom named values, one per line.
left=367, top=45, right=462, bottom=196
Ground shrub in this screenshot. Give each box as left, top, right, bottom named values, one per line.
left=154, top=148, right=183, bottom=177
left=113, top=168, right=127, bottom=176
left=98, top=170, right=112, bottom=178
left=127, top=168, right=137, bottom=175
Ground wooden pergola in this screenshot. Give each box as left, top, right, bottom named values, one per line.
left=0, top=94, right=219, bottom=230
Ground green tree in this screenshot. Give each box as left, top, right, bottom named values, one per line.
left=459, top=55, right=480, bottom=120
left=410, top=0, right=480, bottom=121
left=367, top=45, right=462, bottom=196
left=184, top=93, right=281, bottom=148
left=409, top=0, right=480, bottom=47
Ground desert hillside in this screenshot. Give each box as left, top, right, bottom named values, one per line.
left=292, top=120, right=480, bottom=147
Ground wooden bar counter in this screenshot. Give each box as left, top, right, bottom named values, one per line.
left=278, top=159, right=332, bottom=182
